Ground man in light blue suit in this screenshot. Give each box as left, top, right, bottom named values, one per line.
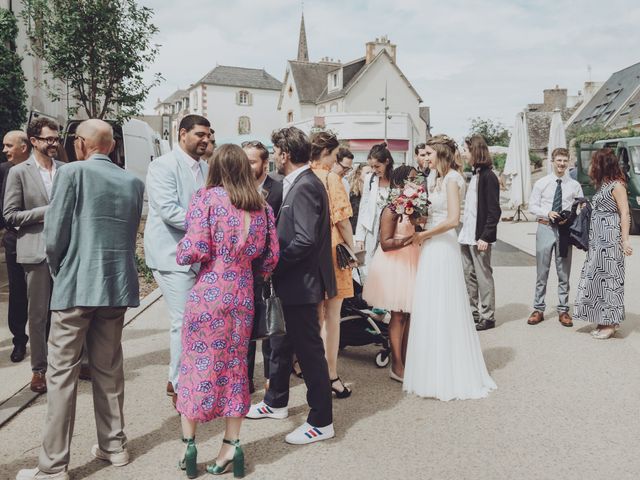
left=17, top=119, right=145, bottom=480
left=143, top=114, right=212, bottom=404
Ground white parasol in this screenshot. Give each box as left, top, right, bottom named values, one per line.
left=546, top=109, right=566, bottom=173
left=503, top=112, right=531, bottom=210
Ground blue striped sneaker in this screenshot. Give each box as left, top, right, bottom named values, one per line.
left=285, top=422, right=335, bottom=445
left=246, top=401, right=288, bottom=419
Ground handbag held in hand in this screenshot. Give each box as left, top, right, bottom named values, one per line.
left=251, top=278, right=286, bottom=341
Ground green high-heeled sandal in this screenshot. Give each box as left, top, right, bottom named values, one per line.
left=206, top=439, right=245, bottom=478
left=178, top=437, right=198, bottom=479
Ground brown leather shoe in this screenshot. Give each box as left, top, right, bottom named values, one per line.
left=527, top=311, right=544, bottom=325
left=166, top=381, right=174, bottom=396
left=559, top=312, right=573, bottom=327
left=30, top=371, right=47, bottom=393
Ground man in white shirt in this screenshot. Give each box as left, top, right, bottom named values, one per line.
left=143, top=115, right=211, bottom=406
left=3, top=118, right=65, bottom=393
left=527, top=148, right=583, bottom=327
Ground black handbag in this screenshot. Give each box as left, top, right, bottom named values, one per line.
left=250, top=212, right=285, bottom=341
left=251, top=278, right=286, bottom=341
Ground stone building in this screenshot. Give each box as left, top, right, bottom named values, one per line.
left=525, top=86, right=582, bottom=157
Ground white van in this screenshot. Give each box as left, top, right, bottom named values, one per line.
left=62, top=118, right=169, bottom=184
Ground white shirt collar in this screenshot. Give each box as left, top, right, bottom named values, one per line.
left=283, top=164, right=310, bottom=198
left=175, top=145, right=201, bottom=170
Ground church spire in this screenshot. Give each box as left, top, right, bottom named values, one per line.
left=297, top=12, right=309, bottom=62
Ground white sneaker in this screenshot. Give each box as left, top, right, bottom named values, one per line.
left=90, top=444, right=130, bottom=467
left=15, top=468, right=68, bottom=480
left=285, top=422, right=335, bottom=445
left=246, top=401, right=288, bottom=419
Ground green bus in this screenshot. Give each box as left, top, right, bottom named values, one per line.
left=576, top=136, right=640, bottom=234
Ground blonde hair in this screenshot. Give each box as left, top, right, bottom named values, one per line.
left=426, top=134, right=462, bottom=177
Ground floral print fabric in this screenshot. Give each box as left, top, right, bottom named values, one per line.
left=175, top=186, right=279, bottom=421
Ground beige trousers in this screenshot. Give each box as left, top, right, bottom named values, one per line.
left=39, top=306, right=128, bottom=474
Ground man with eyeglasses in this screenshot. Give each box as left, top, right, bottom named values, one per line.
left=331, top=147, right=354, bottom=194
left=4, top=117, right=65, bottom=394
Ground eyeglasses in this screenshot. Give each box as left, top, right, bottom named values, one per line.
left=35, top=136, right=61, bottom=145
left=337, top=162, right=353, bottom=173
left=73, top=135, right=86, bottom=143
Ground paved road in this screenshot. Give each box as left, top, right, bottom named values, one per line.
left=1, top=220, right=639, bottom=480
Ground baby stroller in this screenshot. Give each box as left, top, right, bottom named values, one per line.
left=339, top=271, right=391, bottom=368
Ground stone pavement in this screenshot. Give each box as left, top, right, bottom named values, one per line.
left=1, top=219, right=639, bottom=480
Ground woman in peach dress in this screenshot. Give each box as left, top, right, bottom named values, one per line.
left=363, top=166, right=420, bottom=381
left=310, top=131, right=355, bottom=398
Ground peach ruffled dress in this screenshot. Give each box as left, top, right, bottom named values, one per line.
left=362, top=215, right=420, bottom=312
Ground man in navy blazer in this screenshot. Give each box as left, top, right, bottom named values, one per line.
left=143, top=115, right=211, bottom=404
left=247, top=127, right=337, bottom=445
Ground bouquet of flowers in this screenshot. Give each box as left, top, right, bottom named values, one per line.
left=387, top=176, right=430, bottom=219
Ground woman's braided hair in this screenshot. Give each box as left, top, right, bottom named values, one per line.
left=426, top=134, right=462, bottom=177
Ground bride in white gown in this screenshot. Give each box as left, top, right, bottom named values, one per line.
left=403, top=135, right=496, bottom=400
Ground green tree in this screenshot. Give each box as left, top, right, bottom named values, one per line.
left=468, top=117, right=511, bottom=146
left=21, top=0, right=161, bottom=123
left=0, top=8, right=27, bottom=149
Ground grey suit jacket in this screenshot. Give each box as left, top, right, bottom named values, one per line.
left=3, top=156, right=65, bottom=264
left=44, top=154, right=145, bottom=310
left=143, top=148, right=208, bottom=272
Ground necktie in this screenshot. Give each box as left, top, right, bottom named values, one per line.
left=552, top=178, right=563, bottom=213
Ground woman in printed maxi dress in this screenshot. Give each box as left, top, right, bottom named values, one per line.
left=574, top=148, right=633, bottom=339
left=175, top=144, right=279, bottom=477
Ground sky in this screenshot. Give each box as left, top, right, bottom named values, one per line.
left=139, top=0, right=640, bottom=141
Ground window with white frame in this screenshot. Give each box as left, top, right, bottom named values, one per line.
left=238, top=90, right=250, bottom=105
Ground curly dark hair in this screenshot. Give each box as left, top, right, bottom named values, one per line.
left=390, top=165, right=417, bottom=188
left=589, top=148, right=626, bottom=188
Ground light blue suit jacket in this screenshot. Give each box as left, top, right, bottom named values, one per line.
left=144, top=147, right=208, bottom=272
left=44, top=154, right=145, bottom=310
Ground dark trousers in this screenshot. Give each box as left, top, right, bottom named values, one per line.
left=264, top=303, right=333, bottom=427
left=247, top=338, right=272, bottom=381
left=4, top=236, right=28, bottom=346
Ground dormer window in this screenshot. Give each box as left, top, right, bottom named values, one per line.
left=328, top=70, right=342, bottom=92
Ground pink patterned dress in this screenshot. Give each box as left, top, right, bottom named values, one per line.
left=175, top=186, right=279, bottom=421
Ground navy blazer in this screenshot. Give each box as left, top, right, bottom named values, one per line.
left=273, top=168, right=337, bottom=305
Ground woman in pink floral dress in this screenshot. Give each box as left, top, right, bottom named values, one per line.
left=175, top=144, right=279, bottom=478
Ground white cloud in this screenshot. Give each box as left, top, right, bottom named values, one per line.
left=140, top=0, right=640, bottom=139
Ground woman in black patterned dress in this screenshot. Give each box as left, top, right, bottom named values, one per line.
left=574, top=149, right=634, bottom=339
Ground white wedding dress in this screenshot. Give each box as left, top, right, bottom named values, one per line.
left=403, top=170, right=496, bottom=400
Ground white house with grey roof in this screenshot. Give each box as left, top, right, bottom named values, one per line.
left=566, top=62, right=640, bottom=132
left=155, top=65, right=282, bottom=145
left=278, top=14, right=429, bottom=164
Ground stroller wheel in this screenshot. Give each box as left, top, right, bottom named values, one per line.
left=375, top=350, right=390, bottom=368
